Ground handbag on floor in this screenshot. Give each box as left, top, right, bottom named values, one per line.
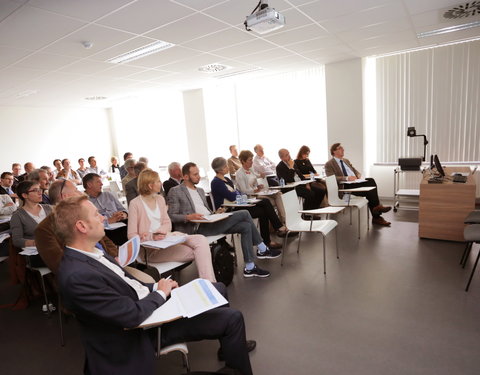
left=210, top=240, right=234, bottom=286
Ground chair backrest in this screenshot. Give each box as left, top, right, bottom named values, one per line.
left=280, top=190, right=303, bottom=229
left=109, top=180, right=123, bottom=197
left=325, top=175, right=344, bottom=205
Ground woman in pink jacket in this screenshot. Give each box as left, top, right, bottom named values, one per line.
left=127, top=169, right=216, bottom=282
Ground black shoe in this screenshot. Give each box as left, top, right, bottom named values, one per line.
left=243, top=265, right=270, bottom=278
left=256, top=248, right=281, bottom=259
left=217, top=340, right=257, bottom=361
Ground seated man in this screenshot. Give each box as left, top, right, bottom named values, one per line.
left=325, top=142, right=391, bottom=226
left=77, top=158, right=87, bottom=179
left=18, top=162, right=35, bottom=182
left=35, top=180, right=152, bottom=283
left=119, top=152, right=133, bottom=179
left=121, top=158, right=137, bottom=191
left=125, top=161, right=146, bottom=206
left=253, top=144, right=279, bottom=186
left=167, top=162, right=279, bottom=278
left=227, top=145, right=241, bottom=179
left=162, top=161, right=183, bottom=197
left=86, top=156, right=107, bottom=176
left=83, top=173, right=128, bottom=244
left=55, top=195, right=253, bottom=375
left=28, top=168, right=51, bottom=204
left=11, top=163, right=22, bottom=192
left=0, top=171, right=18, bottom=202
left=276, top=148, right=325, bottom=210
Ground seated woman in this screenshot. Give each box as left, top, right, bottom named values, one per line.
left=210, top=157, right=285, bottom=249
left=235, top=150, right=286, bottom=224
left=128, top=169, right=216, bottom=282
left=56, top=158, right=81, bottom=185
left=10, top=180, right=52, bottom=267
left=110, top=156, right=120, bottom=174
left=294, top=145, right=328, bottom=206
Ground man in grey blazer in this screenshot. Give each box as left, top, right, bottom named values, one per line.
left=324, top=143, right=391, bottom=226
left=167, top=162, right=280, bottom=278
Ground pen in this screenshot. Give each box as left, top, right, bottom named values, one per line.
left=165, top=275, right=172, bottom=280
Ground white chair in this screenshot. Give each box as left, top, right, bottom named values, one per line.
left=325, top=175, right=370, bottom=239
left=280, top=190, right=338, bottom=274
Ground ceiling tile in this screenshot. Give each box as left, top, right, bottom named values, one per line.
left=145, top=13, right=229, bottom=44
left=338, top=17, right=412, bottom=43
left=97, top=0, right=195, bottom=34
left=15, top=52, right=79, bottom=70
left=0, top=0, right=25, bottom=23
left=299, top=0, right=396, bottom=21
left=91, top=65, right=147, bottom=78
left=0, top=46, right=33, bottom=69
left=157, top=53, right=226, bottom=73
left=283, top=36, right=342, bottom=53
left=0, top=6, right=86, bottom=50
left=264, top=24, right=328, bottom=45
left=43, top=24, right=136, bottom=58
left=318, top=2, right=410, bottom=34
left=171, top=0, right=229, bottom=11
left=125, top=69, right=175, bottom=81
left=58, top=59, right=113, bottom=75
left=212, top=39, right=279, bottom=59
left=0, top=66, right=48, bottom=91
left=233, top=48, right=297, bottom=64
left=402, top=0, right=467, bottom=15
left=27, top=0, right=133, bottom=22
left=182, top=27, right=255, bottom=52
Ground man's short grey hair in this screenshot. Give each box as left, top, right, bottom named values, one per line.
left=133, top=161, right=146, bottom=175
left=124, top=158, right=136, bottom=168
left=28, top=169, right=47, bottom=182
left=211, top=157, right=227, bottom=173
left=48, top=180, right=65, bottom=205
left=168, top=162, right=181, bottom=172
left=139, top=157, right=148, bottom=164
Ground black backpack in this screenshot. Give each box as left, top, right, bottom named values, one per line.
left=210, top=241, right=235, bottom=286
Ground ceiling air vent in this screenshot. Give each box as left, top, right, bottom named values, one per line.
left=443, top=1, right=480, bottom=19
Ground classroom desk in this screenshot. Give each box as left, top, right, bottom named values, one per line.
left=418, top=167, right=476, bottom=242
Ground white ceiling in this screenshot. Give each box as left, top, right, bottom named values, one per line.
left=0, top=0, right=479, bottom=107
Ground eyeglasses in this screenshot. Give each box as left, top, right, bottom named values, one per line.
left=28, top=188, right=42, bottom=193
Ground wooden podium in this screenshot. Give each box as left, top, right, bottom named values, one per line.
left=419, top=167, right=476, bottom=242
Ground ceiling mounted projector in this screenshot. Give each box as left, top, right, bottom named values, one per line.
left=244, top=0, right=285, bottom=35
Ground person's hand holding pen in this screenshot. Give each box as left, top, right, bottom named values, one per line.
left=157, top=275, right=178, bottom=297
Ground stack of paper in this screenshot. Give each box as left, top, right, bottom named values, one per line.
left=138, top=278, right=228, bottom=329
left=142, top=235, right=187, bottom=249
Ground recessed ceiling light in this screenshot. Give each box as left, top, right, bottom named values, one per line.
left=417, top=20, right=480, bottom=38
left=198, top=63, right=231, bottom=73
left=85, top=96, right=107, bottom=101
left=107, top=40, right=175, bottom=64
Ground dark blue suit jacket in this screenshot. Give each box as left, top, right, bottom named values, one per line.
left=58, top=247, right=165, bottom=375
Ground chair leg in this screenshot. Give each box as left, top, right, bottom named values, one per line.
left=335, top=227, right=339, bottom=259
left=461, top=242, right=473, bottom=268
left=322, top=235, right=326, bottom=275
left=349, top=207, right=352, bottom=225
left=296, top=232, right=302, bottom=254
left=38, top=272, right=51, bottom=317
left=182, top=352, right=191, bottom=372
left=58, top=293, right=65, bottom=347
left=281, top=232, right=290, bottom=266
left=367, top=207, right=370, bottom=231
left=357, top=207, right=361, bottom=239
left=465, top=246, right=480, bottom=291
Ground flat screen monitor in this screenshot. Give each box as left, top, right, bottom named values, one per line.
left=433, top=154, right=445, bottom=177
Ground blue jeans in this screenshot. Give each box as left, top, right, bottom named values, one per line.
left=197, top=210, right=263, bottom=264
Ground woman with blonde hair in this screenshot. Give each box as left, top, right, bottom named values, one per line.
left=127, top=169, right=216, bottom=282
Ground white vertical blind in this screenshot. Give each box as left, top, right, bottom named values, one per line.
left=375, top=39, right=480, bottom=163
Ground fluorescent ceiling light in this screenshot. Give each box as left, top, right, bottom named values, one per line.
left=107, top=40, right=175, bottom=64
left=417, top=20, right=480, bottom=38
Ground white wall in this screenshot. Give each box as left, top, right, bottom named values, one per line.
left=0, top=106, right=112, bottom=173
left=325, top=59, right=364, bottom=170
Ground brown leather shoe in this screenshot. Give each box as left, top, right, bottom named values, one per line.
left=372, top=205, right=392, bottom=214
left=372, top=216, right=391, bottom=226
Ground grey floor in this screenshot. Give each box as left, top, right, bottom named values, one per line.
left=1, top=206, right=480, bottom=375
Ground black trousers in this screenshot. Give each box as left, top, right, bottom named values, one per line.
left=104, top=220, right=128, bottom=246
left=346, top=178, right=380, bottom=215
left=161, top=283, right=252, bottom=375
left=295, top=183, right=325, bottom=210
left=233, top=198, right=282, bottom=245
